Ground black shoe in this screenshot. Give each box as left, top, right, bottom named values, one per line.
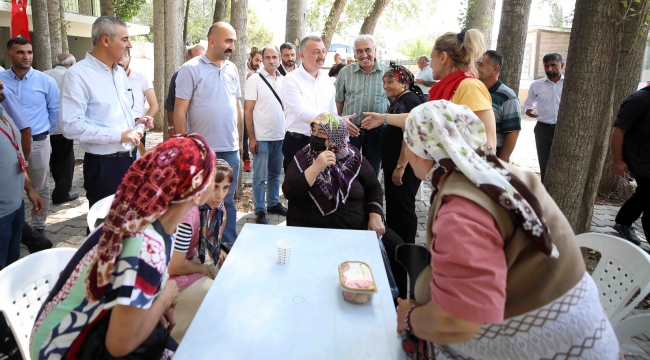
left=52, top=193, right=79, bottom=205
left=256, top=212, right=268, bottom=224
left=28, top=238, right=54, bottom=254
left=267, top=203, right=288, bottom=217
left=613, top=223, right=642, bottom=246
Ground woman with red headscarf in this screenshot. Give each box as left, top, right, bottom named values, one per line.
left=30, top=134, right=216, bottom=360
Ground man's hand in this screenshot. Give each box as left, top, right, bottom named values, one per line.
left=525, top=109, right=538, bottom=118
left=136, top=116, right=154, bottom=130
left=120, top=130, right=143, bottom=146
left=249, top=139, right=259, bottom=155
left=160, top=307, right=176, bottom=332
left=415, top=79, right=424, bottom=85
left=392, top=167, right=405, bottom=186
left=367, top=213, right=385, bottom=238
left=361, top=112, right=383, bottom=130
left=27, top=189, right=44, bottom=215
left=342, top=113, right=360, bottom=137
left=314, top=150, right=336, bottom=171
left=611, top=159, right=629, bottom=178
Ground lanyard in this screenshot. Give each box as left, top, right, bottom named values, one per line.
left=0, top=117, right=26, bottom=173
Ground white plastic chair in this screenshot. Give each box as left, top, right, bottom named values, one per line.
left=87, top=194, right=114, bottom=232
left=576, top=233, right=650, bottom=326
left=614, top=313, right=650, bottom=358
left=0, top=248, right=77, bottom=360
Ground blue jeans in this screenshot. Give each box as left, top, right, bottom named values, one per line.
left=0, top=201, right=24, bottom=340
left=216, top=151, right=240, bottom=244
left=252, top=140, right=283, bottom=214
left=349, top=126, right=383, bottom=175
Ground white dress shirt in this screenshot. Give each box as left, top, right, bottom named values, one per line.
left=415, top=65, right=434, bottom=94
left=522, top=75, right=564, bottom=125
left=60, top=52, right=134, bottom=155
left=281, top=66, right=337, bottom=136
left=244, top=68, right=285, bottom=141
left=127, top=68, right=154, bottom=119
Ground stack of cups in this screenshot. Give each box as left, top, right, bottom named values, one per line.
left=277, top=240, right=292, bottom=265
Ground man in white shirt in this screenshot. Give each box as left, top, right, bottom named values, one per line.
left=60, top=16, right=152, bottom=209
left=280, top=36, right=340, bottom=170
left=174, top=21, right=243, bottom=245
left=118, top=48, right=158, bottom=155
left=245, top=45, right=287, bottom=224
left=242, top=47, right=263, bottom=172
left=44, top=53, right=78, bottom=205
left=415, top=55, right=435, bottom=101
left=523, top=53, right=565, bottom=182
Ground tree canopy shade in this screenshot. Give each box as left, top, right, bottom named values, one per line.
left=114, top=0, right=147, bottom=21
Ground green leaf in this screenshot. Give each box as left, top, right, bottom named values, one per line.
left=621, top=0, right=628, bottom=7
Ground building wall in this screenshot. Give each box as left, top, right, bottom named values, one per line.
left=535, top=30, right=570, bottom=79
left=0, top=27, right=92, bottom=69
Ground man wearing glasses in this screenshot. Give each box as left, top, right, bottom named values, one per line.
left=334, top=35, right=388, bottom=175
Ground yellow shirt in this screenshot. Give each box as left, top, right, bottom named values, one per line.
left=450, top=78, right=492, bottom=112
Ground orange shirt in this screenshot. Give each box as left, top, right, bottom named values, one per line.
left=450, top=78, right=492, bottom=112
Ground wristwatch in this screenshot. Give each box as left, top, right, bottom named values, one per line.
left=396, top=164, right=405, bottom=169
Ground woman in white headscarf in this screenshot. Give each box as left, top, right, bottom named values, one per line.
left=395, top=101, right=619, bottom=360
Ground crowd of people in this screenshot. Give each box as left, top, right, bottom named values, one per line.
left=0, top=11, right=646, bottom=359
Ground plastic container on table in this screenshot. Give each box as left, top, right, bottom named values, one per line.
left=338, top=261, right=378, bottom=304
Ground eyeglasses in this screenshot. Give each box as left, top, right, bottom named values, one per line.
left=355, top=48, right=374, bottom=55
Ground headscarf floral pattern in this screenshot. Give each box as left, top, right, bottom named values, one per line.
left=404, top=101, right=558, bottom=257
left=87, top=134, right=216, bottom=301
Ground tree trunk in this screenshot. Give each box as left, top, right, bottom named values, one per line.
left=153, top=0, right=166, bottom=134
left=48, top=0, right=62, bottom=66
left=101, top=0, right=114, bottom=17
left=78, top=0, right=92, bottom=16
left=231, top=0, right=248, bottom=200
left=31, top=0, right=52, bottom=71
left=359, top=0, right=390, bottom=35
left=597, top=0, right=650, bottom=197
left=213, top=0, right=228, bottom=22
left=321, top=0, right=348, bottom=51
left=183, top=0, right=191, bottom=45
left=60, top=2, right=69, bottom=52
left=544, top=0, right=622, bottom=234
left=466, top=0, right=497, bottom=48
left=285, top=0, right=307, bottom=45
left=495, top=0, right=532, bottom=95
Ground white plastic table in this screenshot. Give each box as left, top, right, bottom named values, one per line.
left=175, top=224, right=405, bottom=360
left=86, top=194, right=114, bottom=231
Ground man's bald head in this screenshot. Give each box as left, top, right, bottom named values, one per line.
left=206, top=21, right=236, bottom=63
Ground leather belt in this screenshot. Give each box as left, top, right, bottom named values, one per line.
left=537, top=122, right=556, bottom=128
left=286, top=131, right=310, bottom=141
left=89, top=148, right=137, bottom=158
left=32, top=132, right=48, bottom=141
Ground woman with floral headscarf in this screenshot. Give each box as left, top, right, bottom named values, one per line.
left=395, top=101, right=618, bottom=359
left=30, top=134, right=217, bottom=360
left=381, top=63, right=424, bottom=245
left=282, top=112, right=407, bottom=297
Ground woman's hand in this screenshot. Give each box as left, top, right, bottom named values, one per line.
left=313, top=150, right=336, bottom=171
left=396, top=298, right=419, bottom=333
left=392, top=167, right=405, bottom=186
left=217, top=251, right=227, bottom=268
left=159, top=306, right=176, bottom=331
left=367, top=213, right=385, bottom=238
left=361, top=112, right=383, bottom=130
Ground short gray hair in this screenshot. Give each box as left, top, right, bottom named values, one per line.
left=56, top=53, right=76, bottom=66
left=418, top=55, right=430, bottom=63
left=262, top=44, right=280, bottom=57
left=353, top=34, right=376, bottom=51
left=299, top=36, right=323, bottom=53
left=91, top=16, right=127, bottom=46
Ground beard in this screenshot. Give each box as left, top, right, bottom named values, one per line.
left=546, top=71, right=560, bottom=79
left=0, top=93, right=5, bottom=103
left=282, top=60, right=295, bottom=67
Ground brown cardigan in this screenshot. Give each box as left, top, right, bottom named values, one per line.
left=414, top=162, right=585, bottom=320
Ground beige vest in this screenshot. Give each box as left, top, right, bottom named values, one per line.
left=414, top=163, right=585, bottom=319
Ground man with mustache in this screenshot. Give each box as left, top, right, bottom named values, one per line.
left=523, top=52, right=565, bottom=182
left=244, top=44, right=287, bottom=224
left=242, top=47, right=263, bottom=172
left=335, top=34, right=388, bottom=175
left=0, top=37, right=60, bottom=235
left=278, top=42, right=298, bottom=76
left=280, top=36, right=340, bottom=170
left=174, top=22, right=243, bottom=247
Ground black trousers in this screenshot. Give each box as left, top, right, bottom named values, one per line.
left=381, top=227, right=407, bottom=300
left=84, top=153, right=136, bottom=209
left=21, top=221, right=48, bottom=252
left=382, top=153, right=421, bottom=245
left=281, top=132, right=309, bottom=171
left=534, top=122, right=556, bottom=182
left=243, top=122, right=250, bottom=161
left=49, top=134, right=75, bottom=202
left=616, top=175, right=649, bottom=235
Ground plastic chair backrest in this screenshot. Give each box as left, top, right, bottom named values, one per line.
left=395, top=244, right=430, bottom=299
left=614, top=313, right=650, bottom=357
left=0, top=248, right=77, bottom=360
left=576, top=233, right=650, bottom=326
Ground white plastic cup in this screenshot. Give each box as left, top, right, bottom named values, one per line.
left=277, top=240, right=292, bottom=265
